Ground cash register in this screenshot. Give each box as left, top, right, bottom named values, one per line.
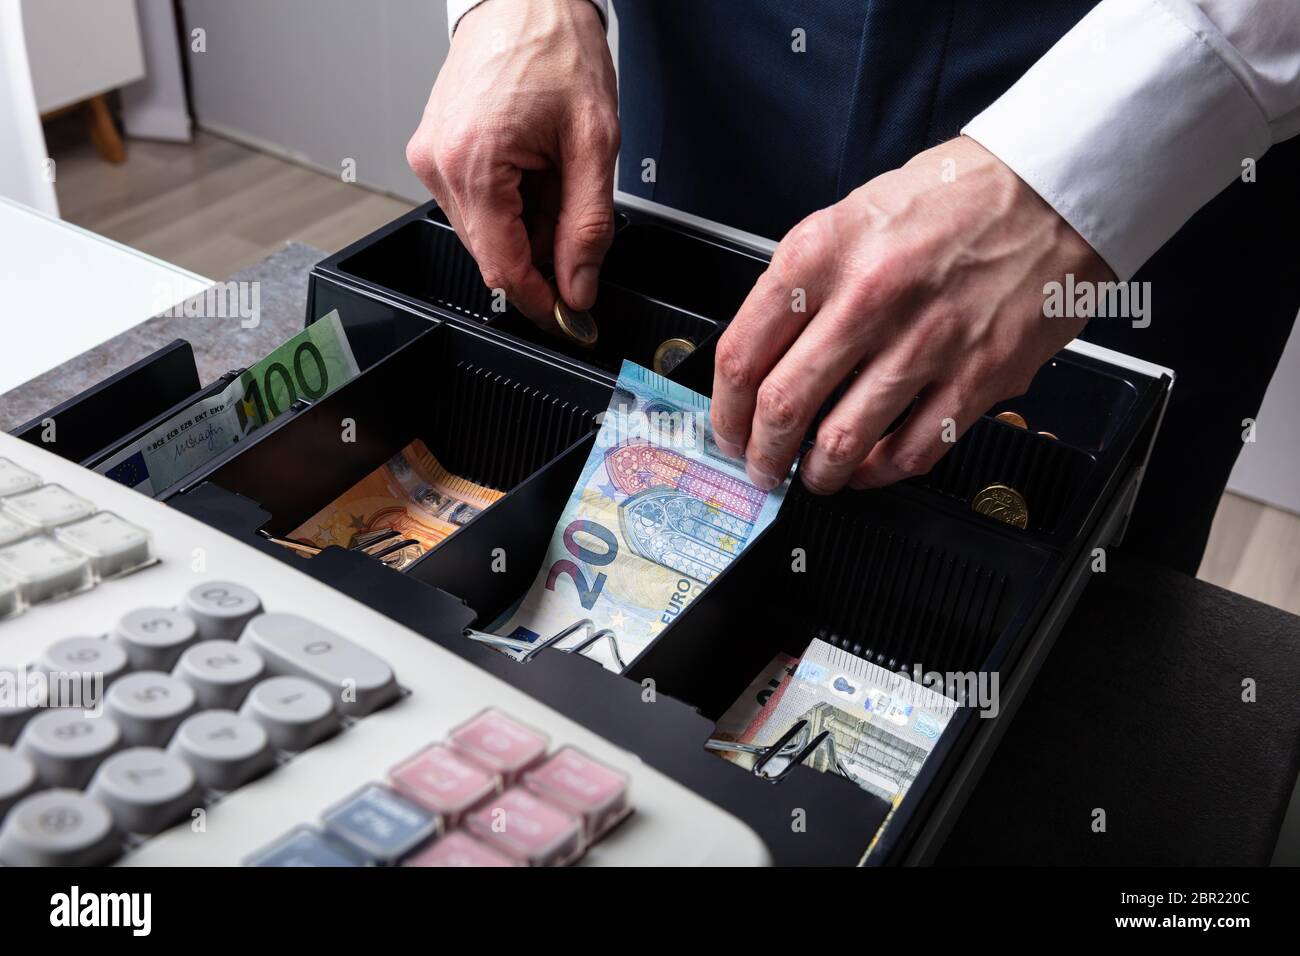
left=0, top=196, right=1173, bottom=866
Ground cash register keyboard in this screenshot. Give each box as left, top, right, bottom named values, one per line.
left=0, top=432, right=769, bottom=866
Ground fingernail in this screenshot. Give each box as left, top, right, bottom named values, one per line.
left=714, top=435, right=743, bottom=458
left=747, top=467, right=779, bottom=491
left=571, top=266, right=599, bottom=309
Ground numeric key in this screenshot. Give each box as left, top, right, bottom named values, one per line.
left=0, top=745, right=37, bottom=818
left=105, top=672, right=197, bottom=747
left=0, top=789, right=119, bottom=866
left=167, top=710, right=275, bottom=791
left=113, top=607, right=200, bottom=671
left=239, top=677, right=339, bottom=752
left=173, top=640, right=265, bottom=710
left=0, top=667, right=46, bottom=744
left=39, top=636, right=129, bottom=707
left=239, top=613, right=399, bottom=716
left=17, top=709, right=122, bottom=788
left=180, top=581, right=262, bottom=642
left=88, top=747, right=202, bottom=835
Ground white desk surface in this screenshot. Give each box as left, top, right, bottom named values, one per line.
left=0, top=195, right=210, bottom=395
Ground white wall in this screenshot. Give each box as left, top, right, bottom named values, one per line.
left=0, top=0, right=57, bottom=213
left=1228, top=313, right=1300, bottom=514
left=180, top=0, right=447, bottom=201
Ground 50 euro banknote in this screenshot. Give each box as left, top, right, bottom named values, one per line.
left=286, top=440, right=503, bottom=571
left=493, top=360, right=790, bottom=671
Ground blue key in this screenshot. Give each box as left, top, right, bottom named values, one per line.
left=246, top=826, right=365, bottom=867
left=322, top=784, right=438, bottom=863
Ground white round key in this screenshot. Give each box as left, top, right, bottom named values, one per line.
left=40, top=636, right=129, bottom=707
left=180, top=581, right=263, bottom=642
left=173, top=640, right=265, bottom=710
left=167, top=710, right=275, bottom=791
left=240, top=677, right=339, bottom=752
left=0, top=789, right=119, bottom=866
left=0, top=666, right=46, bottom=745
left=113, top=607, right=200, bottom=671
left=88, top=747, right=202, bottom=835
left=17, top=709, right=122, bottom=788
left=0, top=745, right=37, bottom=817
left=105, top=672, right=197, bottom=747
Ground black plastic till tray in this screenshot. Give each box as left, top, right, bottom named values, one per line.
left=14, top=199, right=1173, bottom=865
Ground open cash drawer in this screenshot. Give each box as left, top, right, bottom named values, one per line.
left=15, top=198, right=1172, bottom=865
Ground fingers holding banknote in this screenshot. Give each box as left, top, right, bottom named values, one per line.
left=711, top=136, right=1109, bottom=495
left=406, top=0, right=619, bottom=327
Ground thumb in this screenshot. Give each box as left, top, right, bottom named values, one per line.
left=554, top=119, right=619, bottom=311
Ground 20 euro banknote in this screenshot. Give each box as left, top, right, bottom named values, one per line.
left=493, top=360, right=790, bottom=671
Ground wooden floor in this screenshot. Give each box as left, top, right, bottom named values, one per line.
left=46, top=121, right=1300, bottom=614
left=49, top=122, right=415, bottom=279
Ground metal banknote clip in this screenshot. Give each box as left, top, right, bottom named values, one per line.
left=258, top=529, right=423, bottom=568
left=463, top=618, right=628, bottom=670
left=708, top=718, right=853, bottom=784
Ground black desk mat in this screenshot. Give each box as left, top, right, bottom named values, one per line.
left=940, top=553, right=1300, bottom=865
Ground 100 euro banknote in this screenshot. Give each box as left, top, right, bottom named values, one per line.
left=494, top=361, right=790, bottom=671
left=96, top=311, right=359, bottom=495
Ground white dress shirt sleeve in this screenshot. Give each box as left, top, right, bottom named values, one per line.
left=963, top=0, right=1300, bottom=280
left=447, top=0, right=608, bottom=41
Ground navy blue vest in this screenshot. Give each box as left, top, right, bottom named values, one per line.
left=614, top=0, right=1300, bottom=572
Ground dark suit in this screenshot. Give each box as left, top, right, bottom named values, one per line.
left=615, top=0, right=1300, bottom=573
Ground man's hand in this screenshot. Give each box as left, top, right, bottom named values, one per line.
left=406, top=0, right=619, bottom=327
left=710, top=136, right=1112, bottom=494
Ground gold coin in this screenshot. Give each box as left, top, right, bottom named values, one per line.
left=1037, top=430, right=1059, bottom=441
left=971, top=483, right=1029, bottom=529
left=994, top=411, right=1028, bottom=429
left=553, top=299, right=598, bottom=348
left=653, top=337, right=696, bottom=375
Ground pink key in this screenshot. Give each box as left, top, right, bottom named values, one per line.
left=449, top=709, right=548, bottom=783
left=524, top=747, right=632, bottom=841
left=466, top=787, right=582, bottom=867
left=390, top=745, right=499, bottom=824
left=403, top=831, right=520, bottom=868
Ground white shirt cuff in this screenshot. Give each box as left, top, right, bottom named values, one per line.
left=447, top=0, right=609, bottom=42
left=963, top=0, right=1274, bottom=280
